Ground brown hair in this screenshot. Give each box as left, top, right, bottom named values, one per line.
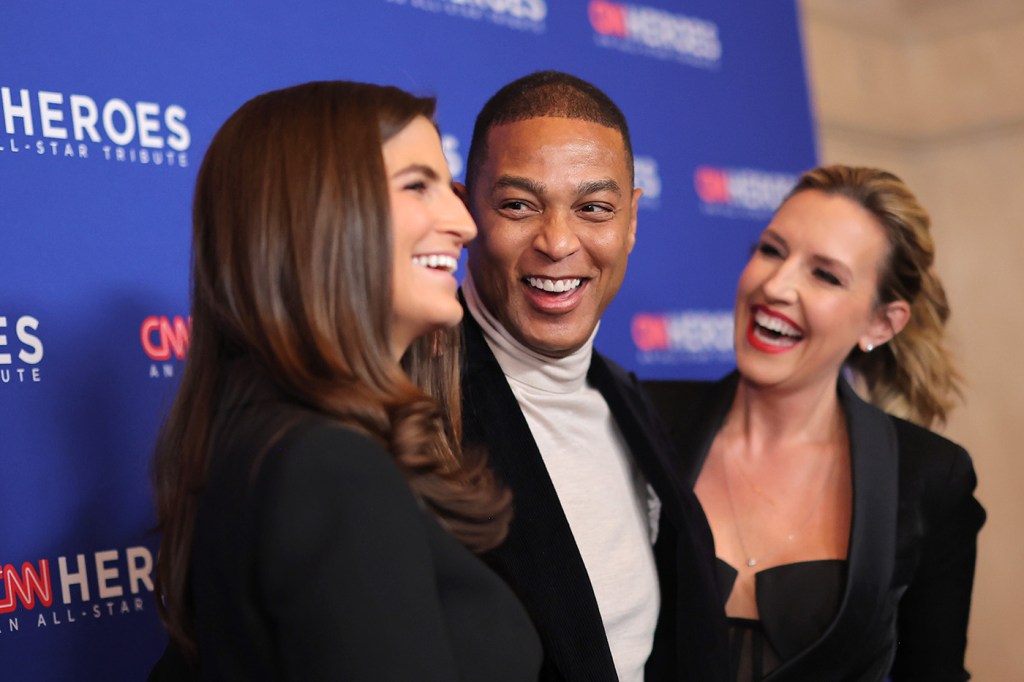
left=151, top=81, right=510, bottom=657
left=788, top=164, right=962, bottom=427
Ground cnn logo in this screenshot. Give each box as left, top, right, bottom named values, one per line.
left=140, top=316, right=190, bottom=361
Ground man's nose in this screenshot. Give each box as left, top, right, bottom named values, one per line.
left=533, top=212, right=580, bottom=261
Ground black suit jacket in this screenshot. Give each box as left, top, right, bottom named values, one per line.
left=643, top=373, right=986, bottom=682
left=460, top=309, right=729, bottom=682
left=150, top=400, right=541, bottom=681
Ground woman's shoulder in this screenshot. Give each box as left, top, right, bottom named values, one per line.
left=278, top=417, right=387, bottom=458
left=261, top=418, right=405, bottom=494
left=208, top=406, right=410, bottom=511
left=248, top=418, right=433, bottom=562
left=887, top=414, right=974, bottom=481
left=886, top=414, right=984, bottom=528
left=841, top=377, right=975, bottom=489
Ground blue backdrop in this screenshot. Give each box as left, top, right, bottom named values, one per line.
left=1, top=1, right=815, bottom=678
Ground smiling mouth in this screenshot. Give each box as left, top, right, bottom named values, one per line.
left=412, top=254, right=458, bottom=274
left=525, top=276, right=583, bottom=294
left=749, top=307, right=804, bottom=350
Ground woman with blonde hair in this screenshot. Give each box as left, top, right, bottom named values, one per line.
left=647, top=165, right=984, bottom=681
left=148, top=81, right=540, bottom=680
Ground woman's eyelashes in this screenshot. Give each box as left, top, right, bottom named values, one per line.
left=404, top=178, right=428, bottom=193
left=813, top=267, right=843, bottom=286
left=756, top=241, right=845, bottom=287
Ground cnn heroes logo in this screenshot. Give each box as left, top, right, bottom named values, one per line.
left=386, top=0, right=546, bottom=33
left=0, top=87, right=190, bottom=168
left=0, top=545, right=154, bottom=635
left=694, top=165, right=797, bottom=220
left=634, top=155, right=661, bottom=209
left=0, top=315, right=43, bottom=385
left=141, top=315, right=190, bottom=379
left=442, top=134, right=464, bottom=179
left=589, top=1, right=721, bottom=68
left=632, top=310, right=733, bottom=365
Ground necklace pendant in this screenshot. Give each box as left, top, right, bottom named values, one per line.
left=747, top=558, right=757, bottom=567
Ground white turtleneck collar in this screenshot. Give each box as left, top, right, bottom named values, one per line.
left=463, top=271, right=598, bottom=395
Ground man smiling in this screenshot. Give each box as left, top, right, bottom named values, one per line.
left=458, top=71, right=727, bottom=682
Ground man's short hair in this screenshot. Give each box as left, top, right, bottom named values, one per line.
left=464, top=70, right=634, bottom=192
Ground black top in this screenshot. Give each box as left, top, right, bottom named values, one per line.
left=644, top=373, right=985, bottom=682
left=716, top=558, right=846, bottom=681
left=460, top=304, right=730, bottom=682
left=149, top=401, right=541, bottom=681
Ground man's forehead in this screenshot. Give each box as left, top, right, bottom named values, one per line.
left=487, top=116, right=623, bottom=145
left=481, top=117, right=629, bottom=174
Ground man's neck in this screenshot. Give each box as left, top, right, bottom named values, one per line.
left=463, top=272, right=597, bottom=394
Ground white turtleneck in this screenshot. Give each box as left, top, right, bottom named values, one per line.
left=464, top=274, right=660, bottom=682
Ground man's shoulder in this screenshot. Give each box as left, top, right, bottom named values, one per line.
left=640, top=377, right=718, bottom=415
left=590, top=348, right=636, bottom=388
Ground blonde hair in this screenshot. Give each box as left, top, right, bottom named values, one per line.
left=788, top=165, right=962, bottom=427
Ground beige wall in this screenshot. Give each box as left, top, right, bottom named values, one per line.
left=799, top=0, right=1024, bottom=677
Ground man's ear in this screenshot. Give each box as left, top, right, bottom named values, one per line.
left=858, top=300, right=911, bottom=352
left=626, top=186, right=642, bottom=254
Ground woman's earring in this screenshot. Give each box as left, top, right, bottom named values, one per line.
left=864, top=343, right=875, bottom=352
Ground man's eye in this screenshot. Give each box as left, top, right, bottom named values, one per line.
left=500, top=200, right=530, bottom=211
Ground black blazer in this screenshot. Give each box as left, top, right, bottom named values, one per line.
left=460, top=309, right=729, bottom=682
left=150, top=401, right=541, bottom=681
left=643, top=373, right=986, bottom=682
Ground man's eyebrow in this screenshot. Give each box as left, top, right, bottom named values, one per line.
left=577, top=178, right=621, bottom=197
left=491, top=175, right=546, bottom=195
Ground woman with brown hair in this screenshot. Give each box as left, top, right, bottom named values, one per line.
left=148, top=81, right=540, bottom=680
left=646, top=165, right=985, bottom=681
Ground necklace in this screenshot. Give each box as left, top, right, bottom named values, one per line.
left=722, top=447, right=837, bottom=568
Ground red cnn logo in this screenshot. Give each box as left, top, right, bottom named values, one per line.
left=141, top=316, right=191, bottom=361
left=632, top=313, right=669, bottom=351
left=0, top=561, right=53, bottom=613
left=694, top=166, right=730, bottom=204
left=589, top=0, right=627, bottom=37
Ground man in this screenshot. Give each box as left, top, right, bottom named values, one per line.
left=457, top=71, right=728, bottom=681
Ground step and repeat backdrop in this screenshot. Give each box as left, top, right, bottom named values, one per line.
left=2, top=1, right=815, bottom=678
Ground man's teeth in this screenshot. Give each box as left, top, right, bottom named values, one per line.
left=754, top=309, right=802, bottom=337
left=527, top=277, right=582, bottom=293
left=412, top=254, right=458, bottom=274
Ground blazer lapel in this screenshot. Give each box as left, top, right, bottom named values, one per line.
left=587, top=355, right=672, bottom=507
left=767, top=378, right=899, bottom=679
left=598, top=362, right=731, bottom=682
left=460, top=308, right=617, bottom=681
